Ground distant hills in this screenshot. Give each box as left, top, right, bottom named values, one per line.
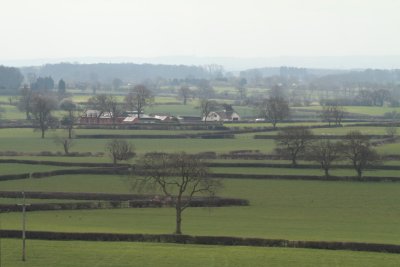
left=3, top=55, right=400, bottom=71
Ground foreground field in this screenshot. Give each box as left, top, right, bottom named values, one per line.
left=1, top=177, right=400, bottom=244
left=2, top=239, right=400, bottom=267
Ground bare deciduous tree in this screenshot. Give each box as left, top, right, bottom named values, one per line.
left=124, top=85, right=154, bottom=118
left=339, top=131, right=381, bottom=178
left=199, top=99, right=219, bottom=125
left=256, top=97, right=290, bottom=128
left=385, top=125, right=398, bottom=137
left=59, top=99, right=77, bottom=139
left=132, top=152, right=222, bottom=234
left=53, top=135, right=74, bottom=155
left=178, top=86, right=194, bottom=105
left=30, top=94, right=58, bottom=138
left=88, top=94, right=122, bottom=128
left=320, top=103, right=345, bottom=126
left=105, top=139, right=135, bottom=166
left=307, top=140, right=341, bottom=177
left=18, top=87, right=34, bottom=120
left=275, top=127, right=314, bottom=166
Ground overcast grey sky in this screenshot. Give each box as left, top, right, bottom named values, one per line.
left=1, top=0, right=400, bottom=61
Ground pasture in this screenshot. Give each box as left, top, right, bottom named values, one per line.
left=2, top=97, right=400, bottom=266
left=1, top=176, right=400, bottom=244
left=2, top=239, right=400, bottom=267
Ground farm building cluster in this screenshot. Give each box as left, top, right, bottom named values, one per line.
left=78, top=109, right=241, bottom=125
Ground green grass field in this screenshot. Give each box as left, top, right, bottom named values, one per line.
left=1, top=176, right=400, bottom=244
left=2, top=239, right=400, bottom=267
left=295, top=105, right=400, bottom=116
left=0, top=128, right=277, bottom=154
left=0, top=164, right=78, bottom=175
left=3, top=98, right=400, bottom=264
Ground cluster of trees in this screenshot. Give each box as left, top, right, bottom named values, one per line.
left=0, top=66, right=23, bottom=90
left=356, top=89, right=392, bottom=106
left=87, top=84, right=154, bottom=128
left=16, top=83, right=156, bottom=138
left=30, top=76, right=55, bottom=91
left=21, top=63, right=211, bottom=85
left=320, top=102, right=345, bottom=126
left=18, top=88, right=78, bottom=139
left=275, top=128, right=381, bottom=178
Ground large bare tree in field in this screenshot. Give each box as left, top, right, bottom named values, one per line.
left=275, top=127, right=314, bottom=166
left=87, top=94, right=122, bottom=128
left=18, top=87, right=34, bottom=120
left=339, top=131, right=381, bottom=178
left=178, top=86, right=194, bottom=105
left=132, top=152, right=222, bottom=234
left=105, top=139, right=135, bottom=166
left=59, top=99, right=77, bottom=139
left=257, top=97, right=289, bottom=128
left=307, top=140, right=341, bottom=177
left=30, top=94, right=58, bottom=138
left=124, top=85, right=154, bottom=118
left=320, top=103, right=345, bottom=126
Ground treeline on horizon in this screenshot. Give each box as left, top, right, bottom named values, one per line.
left=0, top=63, right=400, bottom=93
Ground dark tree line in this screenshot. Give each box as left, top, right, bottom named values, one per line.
left=30, top=76, right=55, bottom=91
left=21, top=63, right=210, bottom=84
left=0, top=66, right=23, bottom=90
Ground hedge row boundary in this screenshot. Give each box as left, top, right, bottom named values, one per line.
left=76, top=134, right=235, bottom=139
left=254, top=134, right=393, bottom=139
left=0, top=198, right=248, bottom=212
left=210, top=173, right=400, bottom=182
left=0, top=230, right=399, bottom=254
left=3, top=158, right=400, bottom=171
left=1, top=167, right=399, bottom=183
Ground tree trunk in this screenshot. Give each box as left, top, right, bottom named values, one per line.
left=63, top=141, right=69, bottom=155
left=324, top=168, right=329, bottom=177
left=357, top=168, right=362, bottom=178
left=41, top=128, right=45, bottom=139
left=272, top=121, right=277, bottom=128
left=68, top=127, right=72, bottom=139
left=291, top=157, right=297, bottom=167
left=175, top=207, right=182, bottom=235
left=112, top=117, right=116, bottom=129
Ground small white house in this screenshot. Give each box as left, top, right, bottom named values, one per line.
left=203, top=110, right=241, bottom=122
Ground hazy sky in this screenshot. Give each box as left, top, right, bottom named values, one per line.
left=1, top=0, right=400, bottom=61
